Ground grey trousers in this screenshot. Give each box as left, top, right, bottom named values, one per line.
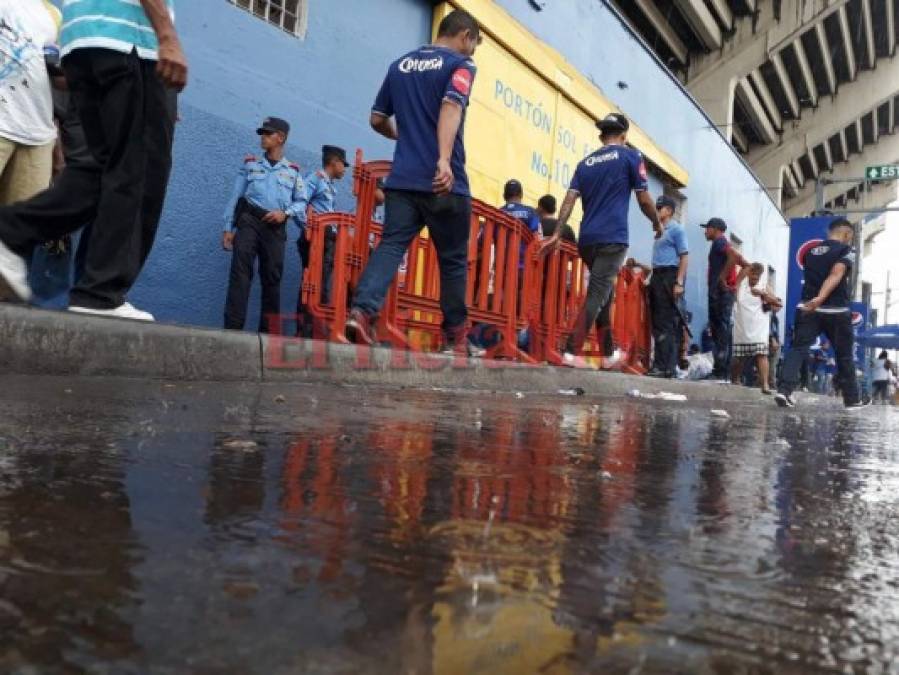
left=565, top=243, right=627, bottom=355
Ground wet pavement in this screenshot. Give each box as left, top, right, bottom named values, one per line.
left=1, top=375, right=898, bottom=674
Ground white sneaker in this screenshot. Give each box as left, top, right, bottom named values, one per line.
left=0, top=238, right=32, bottom=303
left=604, top=348, right=625, bottom=368
left=562, top=352, right=595, bottom=369
left=69, top=302, right=155, bottom=322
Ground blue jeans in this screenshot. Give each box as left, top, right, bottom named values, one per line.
left=352, top=190, right=471, bottom=334
left=708, top=289, right=734, bottom=376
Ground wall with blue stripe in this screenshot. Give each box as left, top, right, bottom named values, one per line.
left=41, top=0, right=786, bottom=339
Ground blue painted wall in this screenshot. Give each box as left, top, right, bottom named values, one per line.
left=492, top=0, right=789, bottom=336
left=47, top=0, right=787, bottom=337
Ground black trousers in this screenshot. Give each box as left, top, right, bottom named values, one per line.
left=224, top=212, right=286, bottom=334
left=708, top=289, right=734, bottom=376
left=779, top=310, right=860, bottom=406
left=0, top=48, right=175, bottom=309
left=649, top=267, right=680, bottom=375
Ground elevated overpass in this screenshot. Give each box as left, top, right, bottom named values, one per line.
left=610, top=0, right=899, bottom=218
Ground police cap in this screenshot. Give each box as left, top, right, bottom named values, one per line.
left=256, top=117, right=290, bottom=136
left=596, top=113, right=629, bottom=133
left=700, top=217, right=727, bottom=232
left=656, top=195, right=677, bottom=211
left=322, top=145, right=350, bottom=167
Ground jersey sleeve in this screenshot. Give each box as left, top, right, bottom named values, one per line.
left=372, top=72, right=393, bottom=117
left=629, top=151, right=649, bottom=192
left=529, top=209, right=542, bottom=236
left=838, top=246, right=856, bottom=270
left=444, top=60, right=477, bottom=108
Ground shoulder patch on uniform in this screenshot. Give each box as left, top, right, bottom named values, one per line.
left=244, top=154, right=257, bottom=163
left=316, top=170, right=326, bottom=178
left=288, top=162, right=301, bottom=171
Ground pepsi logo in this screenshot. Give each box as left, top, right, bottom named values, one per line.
left=795, top=238, right=823, bottom=270
left=851, top=311, right=863, bottom=327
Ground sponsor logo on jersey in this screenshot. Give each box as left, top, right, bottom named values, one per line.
left=585, top=151, right=619, bottom=167
left=451, top=67, right=472, bottom=96
left=399, top=56, right=444, bottom=73
left=796, top=238, right=823, bottom=269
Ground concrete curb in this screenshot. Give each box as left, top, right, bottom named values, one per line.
left=0, top=304, right=826, bottom=406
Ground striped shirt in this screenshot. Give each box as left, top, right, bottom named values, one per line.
left=60, top=0, right=175, bottom=60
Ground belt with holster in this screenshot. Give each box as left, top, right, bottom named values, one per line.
left=236, top=197, right=275, bottom=223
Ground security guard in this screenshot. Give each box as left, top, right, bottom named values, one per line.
left=222, top=117, right=305, bottom=334
left=296, top=145, right=349, bottom=333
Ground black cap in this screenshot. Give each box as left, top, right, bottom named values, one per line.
left=503, top=178, right=523, bottom=197
left=700, top=217, right=727, bottom=232
left=596, top=113, right=629, bottom=133
left=256, top=116, right=290, bottom=136
left=656, top=195, right=677, bottom=211
left=322, top=145, right=350, bottom=167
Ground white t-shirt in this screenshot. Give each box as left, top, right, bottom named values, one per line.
left=733, top=274, right=770, bottom=346
left=873, top=357, right=891, bottom=382
left=0, top=0, right=58, bottom=145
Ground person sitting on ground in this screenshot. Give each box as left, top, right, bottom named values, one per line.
left=731, top=262, right=782, bottom=395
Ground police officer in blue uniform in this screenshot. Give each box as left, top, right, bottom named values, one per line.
left=549, top=113, right=662, bottom=368
left=345, top=9, right=481, bottom=350
left=222, top=117, right=305, bottom=334
left=296, top=145, right=349, bottom=331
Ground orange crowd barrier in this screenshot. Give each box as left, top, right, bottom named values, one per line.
left=299, top=149, right=653, bottom=372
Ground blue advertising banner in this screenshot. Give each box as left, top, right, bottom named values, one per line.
left=785, top=216, right=833, bottom=346
left=850, top=301, right=870, bottom=369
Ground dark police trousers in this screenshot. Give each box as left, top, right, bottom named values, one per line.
left=0, top=48, right=175, bottom=309
left=779, top=310, right=860, bottom=406
left=224, top=208, right=286, bottom=334
left=708, top=287, right=734, bottom=376
left=649, top=267, right=681, bottom=375
left=352, top=190, right=471, bottom=337
left=565, top=243, right=627, bottom=356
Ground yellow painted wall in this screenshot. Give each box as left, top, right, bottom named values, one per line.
left=433, top=0, right=688, bottom=221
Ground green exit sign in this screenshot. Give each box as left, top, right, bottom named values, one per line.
left=866, top=165, right=899, bottom=180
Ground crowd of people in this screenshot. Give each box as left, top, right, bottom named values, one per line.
left=0, top=4, right=878, bottom=409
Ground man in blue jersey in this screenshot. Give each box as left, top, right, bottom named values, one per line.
left=548, top=113, right=662, bottom=367
left=776, top=218, right=868, bottom=409
left=345, top=9, right=480, bottom=351
left=0, top=0, right=187, bottom=321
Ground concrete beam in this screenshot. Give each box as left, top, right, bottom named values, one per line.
left=807, top=144, right=820, bottom=178
left=771, top=51, right=800, bottom=119
left=793, top=38, right=819, bottom=107
left=674, top=0, right=722, bottom=50
left=632, top=0, right=690, bottom=66
left=792, top=160, right=806, bottom=188
left=888, top=0, right=897, bottom=57
left=708, top=0, right=734, bottom=31
left=822, top=136, right=834, bottom=171
left=840, top=128, right=849, bottom=162
left=891, top=97, right=896, bottom=134
left=871, top=110, right=880, bottom=144
left=751, top=68, right=783, bottom=131
left=857, top=118, right=865, bottom=151
left=733, top=122, right=749, bottom=152
left=784, top=132, right=899, bottom=215
left=784, top=165, right=799, bottom=196
left=861, top=0, right=876, bottom=69
left=737, top=76, right=778, bottom=143
left=816, top=21, right=837, bottom=94
left=687, top=0, right=850, bottom=87
left=838, top=6, right=857, bottom=80
left=746, top=54, right=899, bottom=177
left=787, top=175, right=899, bottom=218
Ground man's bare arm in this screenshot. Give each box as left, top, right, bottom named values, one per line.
left=635, top=191, right=662, bottom=236
left=433, top=101, right=463, bottom=195
left=720, top=247, right=749, bottom=289
left=138, top=0, right=187, bottom=90
left=369, top=112, right=398, bottom=141
left=803, top=263, right=848, bottom=311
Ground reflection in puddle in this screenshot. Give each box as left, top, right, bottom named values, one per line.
left=1, top=377, right=898, bottom=673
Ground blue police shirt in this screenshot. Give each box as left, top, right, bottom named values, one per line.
left=297, top=170, right=337, bottom=224
left=651, top=220, right=688, bottom=267
left=372, top=44, right=477, bottom=196
left=223, top=155, right=306, bottom=232
left=500, top=201, right=542, bottom=269
left=569, top=144, right=648, bottom=246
